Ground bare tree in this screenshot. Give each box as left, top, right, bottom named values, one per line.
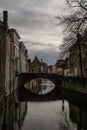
left=60, top=10, right=87, bottom=51
left=58, top=0, right=87, bottom=78
left=66, top=0, right=87, bottom=11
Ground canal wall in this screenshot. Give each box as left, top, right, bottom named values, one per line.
left=62, top=77, right=87, bottom=94
left=61, top=77, right=87, bottom=108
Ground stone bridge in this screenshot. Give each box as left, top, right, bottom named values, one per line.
left=18, top=72, right=63, bottom=86
left=18, top=72, right=64, bottom=101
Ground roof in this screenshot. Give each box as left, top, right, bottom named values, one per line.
left=31, top=56, right=41, bottom=65
left=9, top=28, right=20, bottom=39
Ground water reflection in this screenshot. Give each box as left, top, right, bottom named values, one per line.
left=69, top=103, right=87, bottom=130
left=0, top=80, right=87, bottom=130
left=0, top=91, right=27, bottom=130
left=21, top=101, right=83, bottom=130
left=25, top=78, right=55, bottom=95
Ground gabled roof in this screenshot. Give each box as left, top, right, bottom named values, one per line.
left=31, top=56, right=41, bottom=65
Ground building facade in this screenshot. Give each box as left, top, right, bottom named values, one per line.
left=8, top=29, right=20, bottom=91
left=55, top=59, right=65, bottom=75
left=0, top=11, right=29, bottom=96
left=41, top=59, right=48, bottom=73
left=69, top=42, right=87, bottom=77
left=48, top=66, right=52, bottom=73
left=19, top=42, right=29, bottom=73
left=0, top=11, right=12, bottom=95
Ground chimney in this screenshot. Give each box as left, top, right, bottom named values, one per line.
left=3, top=11, right=8, bottom=25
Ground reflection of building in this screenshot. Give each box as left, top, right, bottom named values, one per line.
left=0, top=91, right=27, bottom=130
left=69, top=103, right=87, bottom=130
left=28, top=79, right=41, bottom=94
left=0, top=99, right=4, bottom=129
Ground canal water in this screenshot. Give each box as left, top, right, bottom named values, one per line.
left=0, top=79, right=87, bottom=130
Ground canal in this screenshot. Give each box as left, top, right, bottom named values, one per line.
left=0, top=79, right=87, bottom=130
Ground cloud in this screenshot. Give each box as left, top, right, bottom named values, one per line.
left=23, top=40, right=60, bottom=65
left=23, top=40, right=60, bottom=53
left=0, top=0, right=67, bottom=65
left=28, top=48, right=59, bottom=65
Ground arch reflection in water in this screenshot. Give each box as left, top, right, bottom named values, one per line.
left=0, top=91, right=87, bottom=130
left=24, top=78, right=55, bottom=95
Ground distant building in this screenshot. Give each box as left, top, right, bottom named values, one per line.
left=41, top=59, right=48, bottom=73
left=52, top=65, right=56, bottom=73
left=30, top=56, right=48, bottom=73
left=55, top=59, right=65, bottom=75
left=48, top=66, right=52, bottom=73
left=31, top=56, right=41, bottom=72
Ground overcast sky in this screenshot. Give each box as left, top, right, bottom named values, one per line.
left=0, top=0, right=68, bottom=65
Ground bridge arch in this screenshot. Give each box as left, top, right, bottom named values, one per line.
left=18, top=73, right=62, bottom=87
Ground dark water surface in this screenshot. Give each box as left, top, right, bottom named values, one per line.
left=0, top=79, right=87, bottom=130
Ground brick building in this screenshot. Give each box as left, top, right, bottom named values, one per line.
left=69, top=41, right=87, bottom=77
